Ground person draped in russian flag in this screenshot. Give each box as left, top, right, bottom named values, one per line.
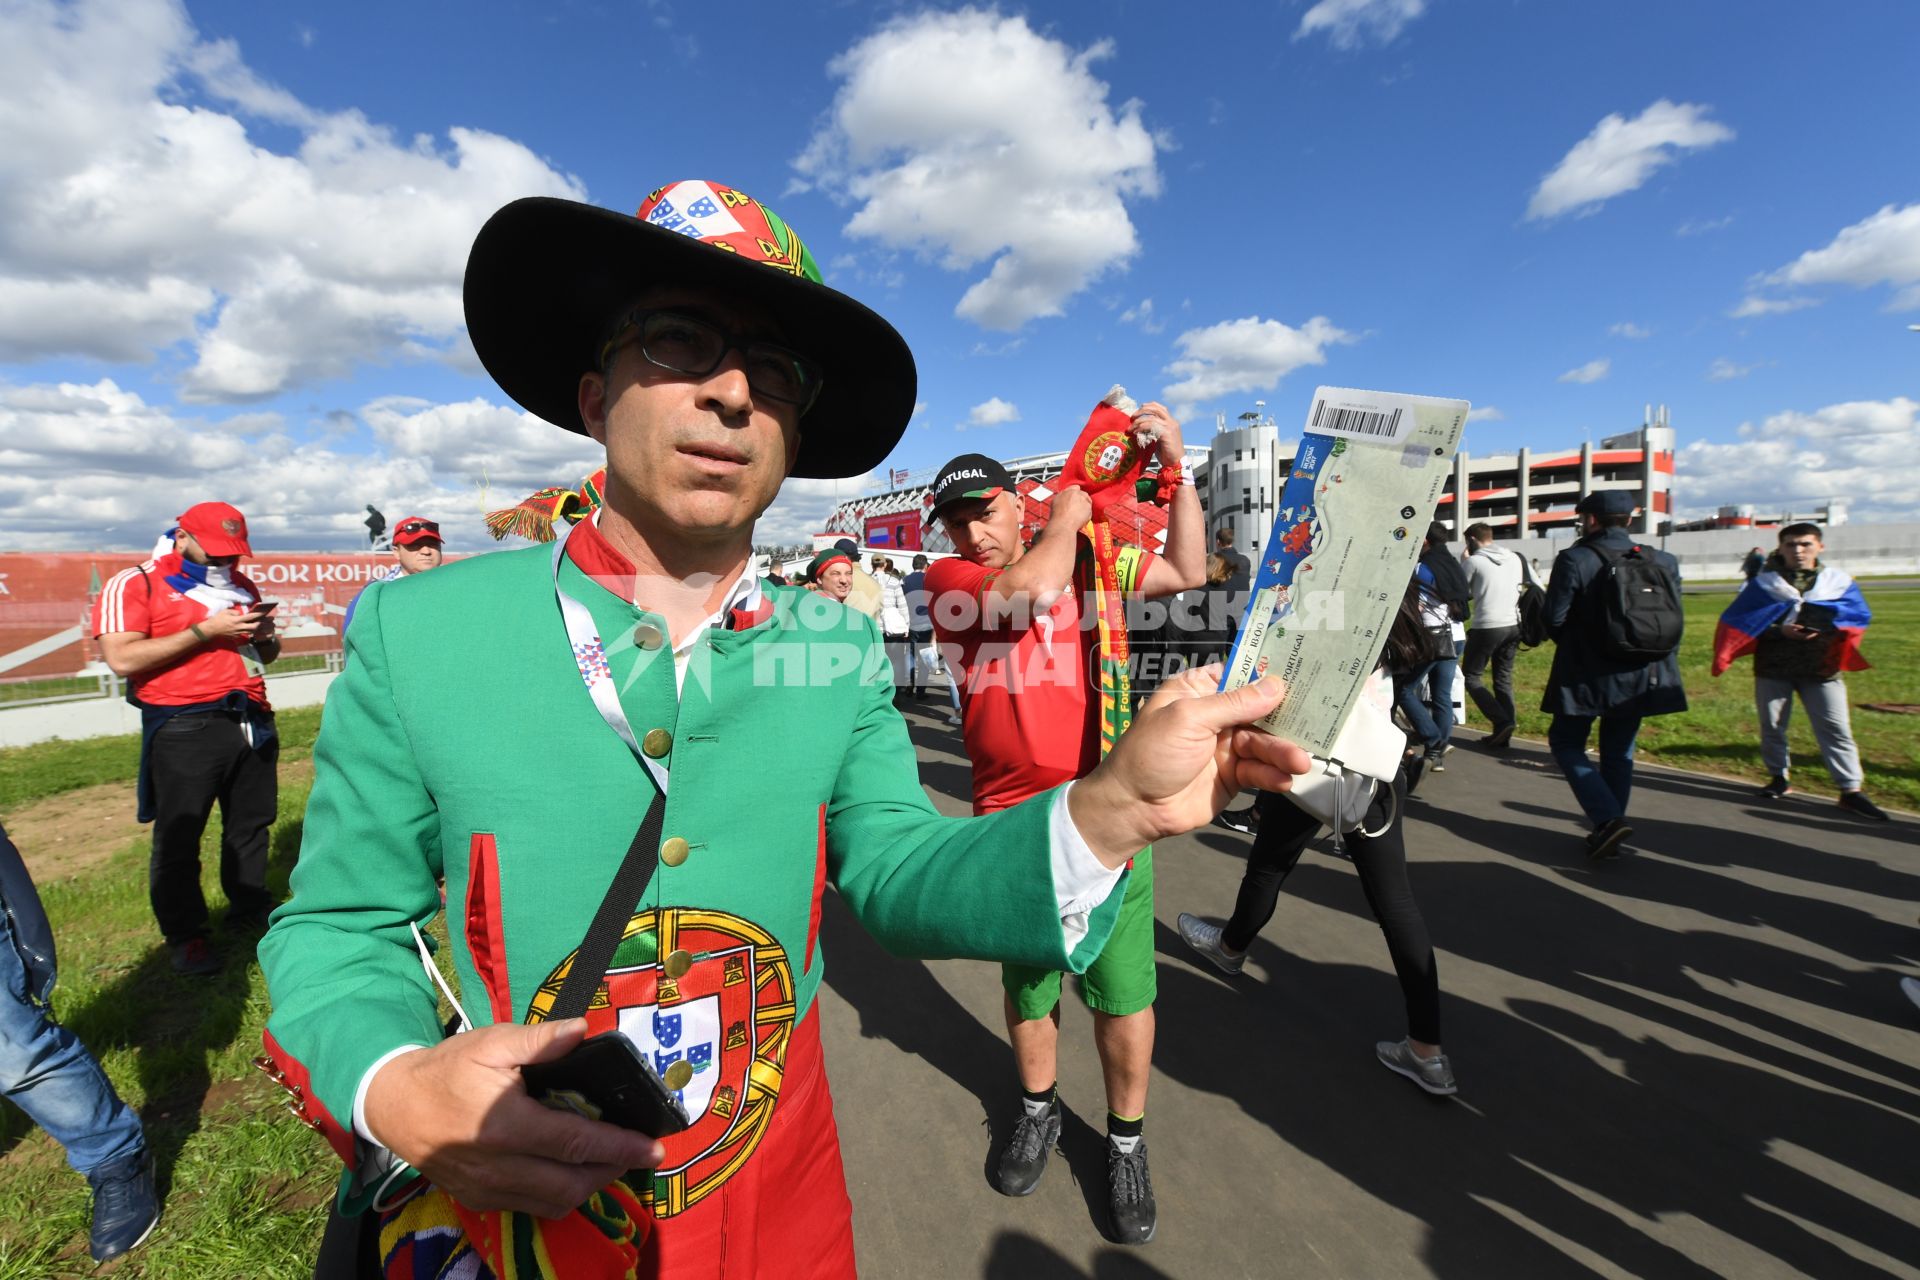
left=1711, top=522, right=1888, bottom=821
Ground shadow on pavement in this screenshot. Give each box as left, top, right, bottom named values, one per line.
left=818, top=892, right=1017, bottom=1193
left=1149, top=787, right=1920, bottom=1278
left=982, top=1228, right=1175, bottom=1278
left=1149, top=931, right=1920, bottom=1279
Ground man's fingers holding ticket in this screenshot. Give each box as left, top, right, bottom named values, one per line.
left=1070, top=666, right=1311, bottom=867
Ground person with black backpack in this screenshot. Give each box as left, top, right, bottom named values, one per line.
left=1543, top=491, right=1687, bottom=860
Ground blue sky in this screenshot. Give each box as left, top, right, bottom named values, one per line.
left=2, top=0, right=1916, bottom=550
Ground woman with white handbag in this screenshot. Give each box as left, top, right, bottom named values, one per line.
left=1176, top=589, right=1456, bottom=1096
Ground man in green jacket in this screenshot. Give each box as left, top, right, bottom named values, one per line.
left=257, top=179, right=1306, bottom=1279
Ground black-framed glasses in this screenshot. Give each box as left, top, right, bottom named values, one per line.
left=396, top=520, right=440, bottom=537
left=599, top=309, right=824, bottom=413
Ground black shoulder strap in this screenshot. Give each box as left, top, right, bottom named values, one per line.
left=542, top=792, right=666, bottom=1023
left=1584, top=539, right=1626, bottom=569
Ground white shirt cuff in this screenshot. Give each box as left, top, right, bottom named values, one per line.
left=353, top=1043, right=428, bottom=1145
left=1050, top=782, right=1127, bottom=953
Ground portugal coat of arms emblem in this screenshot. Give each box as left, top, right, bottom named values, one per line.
left=527, top=907, right=796, bottom=1217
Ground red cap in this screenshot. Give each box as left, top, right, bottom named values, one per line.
left=392, top=516, right=443, bottom=547
left=176, top=502, right=252, bottom=557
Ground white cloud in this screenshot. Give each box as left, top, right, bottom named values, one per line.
left=754, top=475, right=876, bottom=546
left=0, top=0, right=584, bottom=398
left=1673, top=397, right=1920, bottom=522
left=0, top=377, right=604, bottom=550
left=1465, top=405, right=1505, bottom=422
left=1160, top=315, right=1356, bottom=417
left=1120, top=298, right=1165, bottom=333
left=792, top=9, right=1160, bottom=331
left=1557, top=358, right=1610, bottom=384
left=1294, top=0, right=1427, bottom=49
left=965, top=396, right=1021, bottom=428
left=1728, top=295, right=1820, bottom=319
left=1677, top=214, right=1733, bottom=237
left=1706, top=357, right=1758, bottom=381
left=1609, top=322, right=1651, bottom=339
left=1526, top=100, right=1733, bottom=221
left=1762, top=202, right=1920, bottom=310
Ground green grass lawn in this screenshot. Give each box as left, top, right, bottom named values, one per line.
left=1495, top=587, right=1920, bottom=812
left=0, top=710, right=332, bottom=1280
left=0, top=656, right=335, bottom=707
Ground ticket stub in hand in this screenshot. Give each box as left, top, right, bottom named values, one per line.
left=1220, top=386, right=1468, bottom=756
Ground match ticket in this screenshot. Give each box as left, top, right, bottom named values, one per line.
left=1220, top=386, right=1468, bottom=756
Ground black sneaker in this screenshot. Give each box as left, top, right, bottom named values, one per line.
left=1212, top=805, right=1259, bottom=835
left=993, top=1098, right=1061, bottom=1196
left=1425, top=749, right=1446, bottom=774
left=1757, top=775, right=1792, bottom=800
left=1108, top=1138, right=1157, bottom=1244
left=1484, top=724, right=1515, bottom=751
left=1838, top=791, right=1890, bottom=822
left=170, top=937, right=221, bottom=976
left=1585, top=818, right=1633, bottom=861
left=87, top=1151, right=159, bottom=1262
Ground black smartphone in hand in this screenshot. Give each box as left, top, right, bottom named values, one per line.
left=521, top=1032, right=691, bottom=1139
left=1796, top=602, right=1836, bottom=633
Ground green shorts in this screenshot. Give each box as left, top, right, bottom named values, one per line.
left=1002, top=846, right=1156, bottom=1019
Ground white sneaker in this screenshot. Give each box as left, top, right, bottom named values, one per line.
left=946, top=713, right=963, bottom=726
left=1176, top=913, right=1245, bottom=976
left=1376, top=1038, right=1457, bottom=1096
left=1901, top=976, right=1920, bottom=1018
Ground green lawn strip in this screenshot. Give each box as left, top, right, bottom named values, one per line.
left=1494, top=588, right=1919, bottom=812
left=0, top=659, right=335, bottom=708
left=0, top=706, right=322, bottom=816
left=0, top=774, right=333, bottom=1278
left=0, top=676, right=110, bottom=705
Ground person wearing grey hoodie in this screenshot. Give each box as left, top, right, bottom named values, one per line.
left=1461, top=522, right=1526, bottom=749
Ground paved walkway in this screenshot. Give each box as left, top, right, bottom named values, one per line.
left=817, top=701, right=1920, bottom=1279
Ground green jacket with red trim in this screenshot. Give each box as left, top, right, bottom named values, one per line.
left=257, top=540, right=1126, bottom=1211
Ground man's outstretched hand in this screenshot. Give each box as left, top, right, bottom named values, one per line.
left=1069, top=666, right=1311, bottom=868
left=362, top=1018, right=665, bottom=1219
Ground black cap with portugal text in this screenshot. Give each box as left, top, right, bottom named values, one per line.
left=927, top=453, right=1016, bottom=524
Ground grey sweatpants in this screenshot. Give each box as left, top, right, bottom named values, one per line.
left=1756, top=675, right=1863, bottom=790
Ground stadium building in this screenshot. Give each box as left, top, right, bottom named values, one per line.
left=824, top=404, right=1679, bottom=561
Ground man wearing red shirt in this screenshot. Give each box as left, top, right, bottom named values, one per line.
left=91, top=502, right=280, bottom=976
left=924, top=420, right=1203, bottom=1245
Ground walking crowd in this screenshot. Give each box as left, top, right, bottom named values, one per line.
left=2, top=178, right=1901, bottom=1279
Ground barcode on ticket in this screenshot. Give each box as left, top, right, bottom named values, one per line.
left=1310, top=399, right=1408, bottom=443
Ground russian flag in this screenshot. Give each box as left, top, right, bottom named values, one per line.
left=1711, top=566, right=1872, bottom=677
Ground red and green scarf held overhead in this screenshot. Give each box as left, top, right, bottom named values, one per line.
left=1056, top=387, right=1171, bottom=757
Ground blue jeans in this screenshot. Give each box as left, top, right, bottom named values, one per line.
left=1548, top=714, right=1642, bottom=828
left=1396, top=656, right=1457, bottom=753
left=1, top=904, right=145, bottom=1177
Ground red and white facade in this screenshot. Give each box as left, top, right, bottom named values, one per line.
left=1436, top=414, right=1677, bottom=537
left=822, top=447, right=1210, bottom=558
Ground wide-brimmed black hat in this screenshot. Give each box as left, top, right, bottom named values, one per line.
left=463, top=180, right=917, bottom=480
